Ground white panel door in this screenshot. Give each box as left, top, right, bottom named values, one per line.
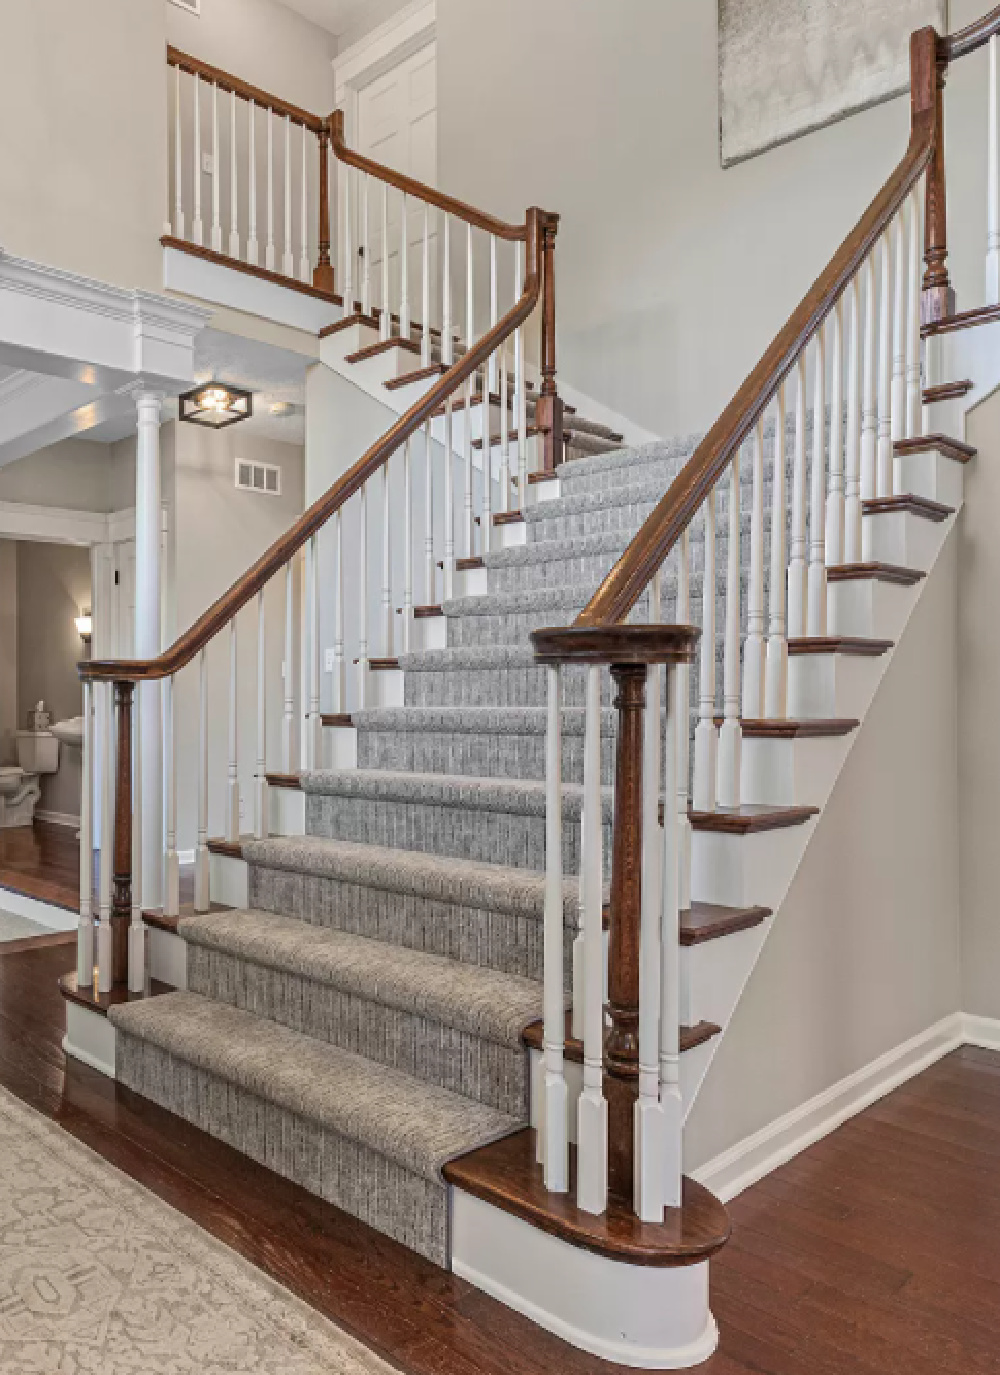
left=357, top=42, right=438, bottom=329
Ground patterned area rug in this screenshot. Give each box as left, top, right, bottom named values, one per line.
left=0, top=1086, right=398, bottom=1374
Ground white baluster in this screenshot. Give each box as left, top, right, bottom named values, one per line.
left=403, top=437, right=413, bottom=653
left=334, top=510, right=346, bottom=714
left=743, top=419, right=765, bottom=720
left=358, top=485, right=369, bottom=707
left=400, top=192, right=411, bottom=340
left=675, top=529, right=692, bottom=910
left=515, top=241, right=526, bottom=508
left=282, top=562, right=294, bottom=771
left=424, top=422, right=435, bottom=607
left=826, top=299, right=845, bottom=569
left=876, top=230, right=893, bottom=498
left=807, top=326, right=827, bottom=637
left=97, top=683, right=113, bottom=994
left=342, top=163, right=352, bottom=308
left=309, top=533, right=321, bottom=765
left=860, top=251, right=878, bottom=506
left=488, top=235, right=498, bottom=393
left=906, top=186, right=923, bottom=439
left=636, top=603, right=665, bottom=1220
left=191, top=73, right=203, bottom=246
left=788, top=355, right=808, bottom=640
left=266, top=108, right=275, bottom=271
left=77, top=681, right=94, bottom=988
left=212, top=83, right=222, bottom=252
left=542, top=664, right=569, bottom=1193
left=227, top=618, right=239, bottom=842
left=361, top=173, right=371, bottom=316
left=845, top=274, right=864, bottom=562
left=576, top=664, right=608, bottom=1216
left=989, top=35, right=1000, bottom=305
left=499, top=331, right=510, bottom=516
left=718, top=457, right=742, bottom=806
left=300, top=123, right=310, bottom=283
left=441, top=214, right=452, bottom=365
left=444, top=400, right=455, bottom=600
left=765, top=387, right=789, bottom=719
left=163, top=675, right=179, bottom=918
left=482, top=374, right=493, bottom=555
left=380, top=182, right=391, bottom=338
left=283, top=115, right=294, bottom=277
left=464, top=224, right=475, bottom=558
left=692, top=489, right=718, bottom=812
left=247, top=99, right=258, bottom=264
left=229, top=89, right=240, bottom=259
left=891, top=211, right=906, bottom=442
left=174, top=64, right=185, bottom=240
left=659, top=658, right=683, bottom=1210
left=421, top=202, right=431, bottom=366
left=195, top=648, right=210, bottom=912
left=382, top=463, right=393, bottom=656
left=256, top=591, right=269, bottom=839
left=129, top=696, right=145, bottom=993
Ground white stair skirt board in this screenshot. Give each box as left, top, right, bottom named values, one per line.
left=163, top=245, right=341, bottom=335
left=63, top=1002, right=117, bottom=1079
left=209, top=852, right=249, bottom=908
left=692, top=1013, right=964, bottom=1204
left=269, top=786, right=306, bottom=836
left=450, top=1189, right=718, bottom=1369
left=148, top=925, right=188, bottom=989
left=0, top=886, right=77, bottom=932
left=324, top=725, right=359, bottom=769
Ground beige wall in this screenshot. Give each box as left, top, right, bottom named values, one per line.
left=686, top=531, right=962, bottom=1169
left=0, top=438, right=130, bottom=515
left=0, top=542, right=16, bottom=767
left=958, top=387, right=1000, bottom=1021
left=436, top=0, right=987, bottom=439
left=15, top=541, right=91, bottom=821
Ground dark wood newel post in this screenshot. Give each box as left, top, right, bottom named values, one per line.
left=534, top=214, right=564, bottom=474
left=313, top=116, right=335, bottom=296
left=111, top=680, right=133, bottom=989
left=605, top=662, right=645, bottom=1201
left=918, top=28, right=956, bottom=323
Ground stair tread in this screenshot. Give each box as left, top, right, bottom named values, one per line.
left=344, top=336, right=420, bottom=365
left=522, top=1010, right=720, bottom=1059
left=351, top=705, right=615, bottom=736
left=442, top=1127, right=730, bottom=1265
left=180, top=908, right=547, bottom=1048
left=109, top=991, right=522, bottom=1185
left=827, top=562, right=925, bottom=585
left=862, top=493, right=955, bottom=521
left=688, top=803, right=819, bottom=833
left=300, top=767, right=610, bottom=819
left=787, top=636, right=893, bottom=656
left=920, top=381, right=973, bottom=403
left=895, top=430, right=976, bottom=461
left=385, top=362, right=448, bottom=390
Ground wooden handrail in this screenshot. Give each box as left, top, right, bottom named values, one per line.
left=942, top=2, right=1000, bottom=59
left=568, top=27, right=940, bottom=635
left=329, top=110, right=527, bottom=242
left=81, top=207, right=551, bottom=684
left=167, top=46, right=325, bottom=132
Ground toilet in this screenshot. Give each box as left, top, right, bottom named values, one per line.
left=0, top=730, right=60, bottom=828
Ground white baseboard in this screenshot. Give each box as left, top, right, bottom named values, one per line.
left=0, top=886, right=77, bottom=932
left=692, top=1012, right=964, bottom=1202
left=35, top=809, right=80, bottom=829
left=962, top=1012, right=1000, bottom=1050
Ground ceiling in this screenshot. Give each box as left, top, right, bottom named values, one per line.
left=277, top=0, right=384, bottom=37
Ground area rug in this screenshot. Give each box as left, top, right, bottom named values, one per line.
left=0, top=910, right=54, bottom=944
left=0, top=1085, right=399, bottom=1374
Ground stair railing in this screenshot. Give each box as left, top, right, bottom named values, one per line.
left=78, top=173, right=555, bottom=998
left=530, top=22, right=964, bottom=1220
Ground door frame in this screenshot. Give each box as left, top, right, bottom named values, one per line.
left=332, top=0, right=436, bottom=149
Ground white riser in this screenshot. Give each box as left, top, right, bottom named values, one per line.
left=498, top=519, right=527, bottom=549
left=149, top=925, right=188, bottom=988
left=269, top=786, right=306, bottom=836
left=323, top=725, right=358, bottom=769
left=896, top=447, right=964, bottom=508
left=681, top=923, right=769, bottom=1033
left=210, top=852, right=249, bottom=907
left=404, top=612, right=448, bottom=651
left=64, top=1002, right=116, bottom=1078
left=318, top=319, right=381, bottom=368
left=692, top=818, right=816, bottom=910
left=828, top=578, right=913, bottom=639
left=787, top=650, right=877, bottom=719
left=740, top=731, right=849, bottom=807
left=862, top=508, right=947, bottom=569
left=363, top=667, right=405, bottom=708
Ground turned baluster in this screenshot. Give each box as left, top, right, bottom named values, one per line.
left=534, top=216, right=564, bottom=474
left=314, top=117, right=335, bottom=293
left=111, top=681, right=134, bottom=989
left=920, top=32, right=955, bottom=323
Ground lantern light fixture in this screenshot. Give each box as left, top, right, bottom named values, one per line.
left=179, top=382, right=253, bottom=429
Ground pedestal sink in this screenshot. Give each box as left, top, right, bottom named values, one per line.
left=51, top=718, right=84, bottom=749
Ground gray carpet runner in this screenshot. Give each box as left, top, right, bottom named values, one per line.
left=109, top=414, right=821, bottom=1267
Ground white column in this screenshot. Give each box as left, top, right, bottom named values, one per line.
left=135, top=392, right=163, bottom=909
left=988, top=35, right=1000, bottom=305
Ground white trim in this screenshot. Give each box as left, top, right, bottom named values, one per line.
left=962, top=1012, right=1000, bottom=1051
left=63, top=1005, right=116, bottom=1078
left=163, top=245, right=340, bottom=335
left=35, top=809, right=81, bottom=830
left=333, top=1, right=435, bottom=106
left=0, top=501, right=137, bottom=548
left=0, top=885, right=77, bottom=931
left=692, top=1013, right=964, bottom=1202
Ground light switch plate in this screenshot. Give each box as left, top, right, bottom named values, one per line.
left=202, top=152, right=214, bottom=176
left=324, top=648, right=335, bottom=672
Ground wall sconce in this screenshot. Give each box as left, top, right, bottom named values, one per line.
left=179, top=382, right=253, bottom=428
left=75, top=609, right=93, bottom=643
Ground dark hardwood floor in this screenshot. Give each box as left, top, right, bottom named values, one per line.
left=0, top=821, right=80, bottom=910
left=2, top=943, right=999, bottom=1373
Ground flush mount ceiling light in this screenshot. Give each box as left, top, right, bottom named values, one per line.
left=179, top=382, right=253, bottom=429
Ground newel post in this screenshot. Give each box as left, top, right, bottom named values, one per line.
left=914, top=27, right=956, bottom=323
left=534, top=213, right=564, bottom=474
left=314, top=116, right=335, bottom=296
left=111, top=680, right=134, bottom=989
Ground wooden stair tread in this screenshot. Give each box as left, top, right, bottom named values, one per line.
left=688, top=803, right=818, bottom=833
left=895, top=431, right=976, bottom=463
left=455, top=556, right=484, bottom=571
left=59, top=970, right=175, bottom=1017
left=493, top=510, right=525, bottom=526
left=680, top=900, right=771, bottom=943
left=367, top=657, right=400, bottom=671
left=921, top=302, right=1000, bottom=337
left=526, top=470, right=559, bottom=485
left=827, top=562, right=924, bottom=585
left=862, top=493, right=954, bottom=521
left=412, top=604, right=444, bottom=618
left=472, top=426, right=540, bottom=450
left=265, top=772, right=302, bottom=790
left=206, top=836, right=249, bottom=859
left=320, top=305, right=451, bottom=342
left=787, top=635, right=892, bottom=656
left=712, top=716, right=859, bottom=738
left=321, top=713, right=353, bottom=728
left=161, top=236, right=342, bottom=307
left=442, top=1127, right=730, bottom=1266
left=385, top=362, right=448, bottom=391
left=523, top=1010, right=720, bottom=1062
left=344, top=336, right=420, bottom=365
left=920, top=381, right=974, bottom=404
